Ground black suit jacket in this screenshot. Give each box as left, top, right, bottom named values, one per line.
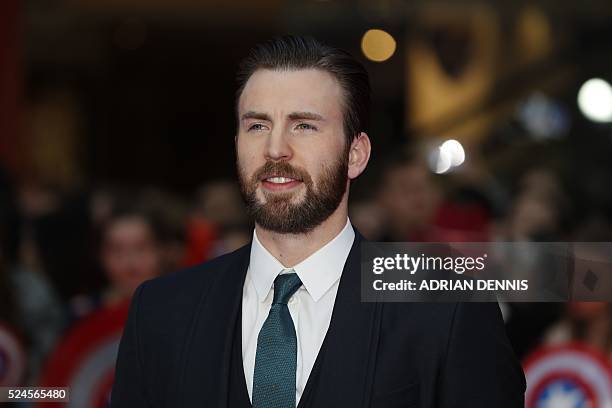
left=111, top=229, right=526, bottom=408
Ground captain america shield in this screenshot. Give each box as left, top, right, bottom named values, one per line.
left=524, top=343, right=612, bottom=408
left=36, top=299, right=130, bottom=408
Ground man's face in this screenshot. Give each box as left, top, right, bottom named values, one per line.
left=236, top=68, right=350, bottom=234
left=381, top=163, right=438, bottom=229
left=101, top=216, right=162, bottom=295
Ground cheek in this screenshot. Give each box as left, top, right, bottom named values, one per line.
left=104, top=254, right=127, bottom=281
left=304, top=138, right=345, bottom=167
left=140, top=250, right=161, bottom=275
left=102, top=248, right=120, bottom=270
left=236, top=139, right=260, bottom=174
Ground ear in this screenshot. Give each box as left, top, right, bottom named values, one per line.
left=347, top=132, right=371, bottom=180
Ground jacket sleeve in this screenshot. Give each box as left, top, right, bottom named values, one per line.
left=110, top=283, right=152, bottom=408
left=438, top=302, right=526, bottom=408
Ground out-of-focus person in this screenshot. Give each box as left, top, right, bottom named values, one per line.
left=0, top=189, right=27, bottom=387
left=545, top=302, right=612, bottom=357
left=70, top=202, right=164, bottom=319
left=376, top=146, right=495, bottom=242
left=507, top=193, right=559, bottom=241
left=377, top=148, right=441, bottom=241
left=196, top=180, right=248, bottom=228
left=499, top=168, right=569, bottom=359
left=207, top=223, right=252, bottom=259
left=503, top=167, right=570, bottom=242
left=100, top=206, right=163, bottom=301
left=4, top=176, right=67, bottom=384
left=36, top=201, right=166, bottom=406
left=542, top=218, right=612, bottom=358
left=139, top=188, right=189, bottom=274
left=348, top=199, right=386, bottom=241
left=183, top=180, right=249, bottom=265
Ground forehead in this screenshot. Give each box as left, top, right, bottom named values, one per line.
left=238, top=68, right=344, bottom=119
left=105, top=216, right=152, bottom=239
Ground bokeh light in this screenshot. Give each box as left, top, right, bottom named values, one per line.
left=440, top=139, right=466, bottom=167
left=361, top=29, right=396, bottom=62
left=577, top=78, right=612, bottom=123
left=428, top=139, right=465, bottom=174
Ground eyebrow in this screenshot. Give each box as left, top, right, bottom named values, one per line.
left=288, top=111, right=324, bottom=121
left=241, top=111, right=271, bottom=121
left=240, top=111, right=325, bottom=122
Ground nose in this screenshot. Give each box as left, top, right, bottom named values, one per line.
left=264, top=129, right=293, bottom=162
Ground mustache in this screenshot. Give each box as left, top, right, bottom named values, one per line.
left=253, top=161, right=310, bottom=182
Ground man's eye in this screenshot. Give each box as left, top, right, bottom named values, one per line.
left=248, top=123, right=266, bottom=131
left=296, top=123, right=317, bottom=131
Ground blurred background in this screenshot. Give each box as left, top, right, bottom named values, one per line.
left=1, top=0, right=612, bottom=406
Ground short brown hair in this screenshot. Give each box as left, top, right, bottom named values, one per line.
left=236, top=35, right=371, bottom=143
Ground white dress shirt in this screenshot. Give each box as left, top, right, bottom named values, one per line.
left=242, top=218, right=355, bottom=405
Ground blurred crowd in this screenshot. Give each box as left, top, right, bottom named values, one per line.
left=0, top=170, right=254, bottom=387
left=1, top=140, right=612, bottom=391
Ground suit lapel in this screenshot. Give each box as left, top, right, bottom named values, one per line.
left=178, top=243, right=251, bottom=408
left=300, top=230, right=383, bottom=408
left=177, top=229, right=382, bottom=408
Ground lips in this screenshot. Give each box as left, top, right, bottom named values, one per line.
left=254, top=162, right=306, bottom=192
left=260, top=175, right=303, bottom=191
left=264, top=176, right=299, bottom=183
left=260, top=174, right=303, bottom=183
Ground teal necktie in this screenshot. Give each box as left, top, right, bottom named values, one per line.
left=252, top=272, right=303, bottom=408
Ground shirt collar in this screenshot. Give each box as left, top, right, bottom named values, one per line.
left=248, top=218, right=355, bottom=303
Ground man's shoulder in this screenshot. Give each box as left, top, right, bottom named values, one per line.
left=382, top=301, right=458, bottom=325
left=381, top=301, right=504, bottom=334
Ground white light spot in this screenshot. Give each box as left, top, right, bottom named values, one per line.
left=578, top=78, right=612, bottom=123
left=440, top=139, right=465, bottom=167
left=428, top=147, right=452, bottom=174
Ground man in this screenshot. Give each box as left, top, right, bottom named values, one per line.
left=111, top=35, right=525, bottom=408
left=99, top=203, right=164, bottom=307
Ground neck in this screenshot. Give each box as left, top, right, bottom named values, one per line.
left=255, top=203, right=349, bottom=267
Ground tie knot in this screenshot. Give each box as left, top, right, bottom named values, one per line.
left=272, top=272, right=302, bottom=304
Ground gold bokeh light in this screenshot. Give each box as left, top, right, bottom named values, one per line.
left=361, top=29, right=396, bottom=62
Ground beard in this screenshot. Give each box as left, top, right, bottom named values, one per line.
left=237, top=152, right=349, bottom=234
